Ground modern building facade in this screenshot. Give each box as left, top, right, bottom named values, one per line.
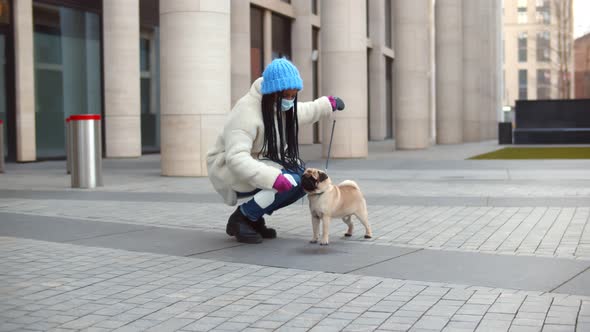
left=574, top=32, right=590, bottom=98
left=1, top=0, right=502, bottom=176
left=503, top=0, right=574, bottom=109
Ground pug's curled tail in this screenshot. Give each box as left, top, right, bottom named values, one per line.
left=339, top=180, right=360, bottom=190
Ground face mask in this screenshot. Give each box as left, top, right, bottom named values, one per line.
left=281, top=98, right=294, bottom=112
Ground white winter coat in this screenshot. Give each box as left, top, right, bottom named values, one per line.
left=206, top=78, right=334, bottom=206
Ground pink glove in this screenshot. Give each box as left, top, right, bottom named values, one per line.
left=272, top=174, right=293, bottom=193
left=327, top=96, right=345, bottom=111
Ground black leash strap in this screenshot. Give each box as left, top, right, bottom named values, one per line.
left=325, top=119, right=336, bottom=172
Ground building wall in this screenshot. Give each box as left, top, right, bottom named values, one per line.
left=368, top=0, right=395, bottom=141
left=574, top=33, right=590, bottom=98
left=503, top=0, right=574, bottom=108
left=13, top=0, right=36, bottom=161
left=435, top=0, right=463, bottom=144
left=6, top=0, right=503, bottom=166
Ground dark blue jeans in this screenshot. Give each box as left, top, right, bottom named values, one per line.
left=238, top=168, right=306, bottom=221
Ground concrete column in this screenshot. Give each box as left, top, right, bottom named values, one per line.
left=368, top=0, right=387, bottom=141
left=496, top=0, right=503, bottom=123
left=393, top=0, right=432, bottom=149
left=486, top=0, right=495, bottom=140
left=462, top=0, right=481, bottom=142
left=492, top=0, right=503, bottom=139
left=263, top=10, right=272, bottom=67
left=160, top=0, right=230, bottom=176
left=435, top=0, right=463, bottom=144
left=230, top=0, right=250, bottom=107
left=478, top=0, right=491, bottom=141
left=14, top=0, right=35, bottom=161
left=482, top=0, right=502, bottom=140
left=103, top=0, right=141, bottom=157
left=292, top=0, right=314, bottom=144
left=320, top=0, right=368, bottom=158
left=429, top=0, right=436, bottom=143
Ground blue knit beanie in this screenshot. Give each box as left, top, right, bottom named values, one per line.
left=261, top=58, right=303, bottom=95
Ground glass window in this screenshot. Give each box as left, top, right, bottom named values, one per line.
left=140, top=38, right=150, bottom=73
left=312, top=28, right=319, bottom=100
left=0, top=0, right=9, bottom=24
left=271, top=13, right=291, bottom=60
left=536, top=31, right=550, bottom=62
left=536, top=0, right=550, bottom=24
left=311, top=0, right=318, bottom=15
left=519, top=69, right=528, bottom=100
left=518, top=32, right=527, bottom=62
left=516, top=7, right=529, bottom=24
left=140, top=31, right=160, bottom=152
left=0, top=32, right=6, bottom=157
left=386, top=57, right=393, bottom=139
left=366, top=49, right=370, bottom=140
left=385, top=0, right=392, bottom=48
left=312, top=27, right=319, bottom=143
left=139, top=1, right=160, bottom=153
left=0, top=0, right=8, bottom=158
left=250, top=6, right=264, bottom=81
left=366, top=0, right=369, bottom=38
left=536, top=69, right=551, bottom=99
left=33, top=3, right=102, bottom=158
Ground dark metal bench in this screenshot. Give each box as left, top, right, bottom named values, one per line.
left=513, top=99, right=590, bottom=144
left=514, top=128, right=590, bottom=144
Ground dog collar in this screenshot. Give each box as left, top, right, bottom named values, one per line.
left=307, top=191, right=325, bottom=197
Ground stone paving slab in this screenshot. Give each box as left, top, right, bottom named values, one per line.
left=192, top=237, right=419, bottom=274
left=70, top=228, right=243, bottom=257
left=350, top=249, right=590, bottom=295
left=2, top=200, right=589, bottom=260
left=0, top=212, right=242, bottom=257
left=553, top=267, right=590, bottom=295
left=0, top=212, right=146, bottom=243
left=3, top=154, right=590, bottom=199
left=3, top=175, right=590, bottom=198
left=1, top=236, right=589, bottom=332
left=0, top=189, right=208, bottom=203
left=2, top=211, right=589, bottom=297
left=2, top=145, right=590, bottom=331
left=3, top=189, right=590, bottom=207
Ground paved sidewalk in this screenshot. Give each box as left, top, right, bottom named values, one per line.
left=1, top=141, right=590, bottom=331
left=1, top=237, right=589, bottom=332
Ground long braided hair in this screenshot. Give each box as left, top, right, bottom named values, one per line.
left=260, top=93, right=304, bottom=172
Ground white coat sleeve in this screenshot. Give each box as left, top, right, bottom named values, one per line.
left=296, top=96, right=333, bottom=127
left=224, top=127, right=282, bottom=190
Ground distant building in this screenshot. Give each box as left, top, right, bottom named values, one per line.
left=574, top=32, right=590, bottom=98
left=503, top=0, right=574, bottom=108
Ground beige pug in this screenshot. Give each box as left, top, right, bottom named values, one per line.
left=301, top=168, right=372, bottom=245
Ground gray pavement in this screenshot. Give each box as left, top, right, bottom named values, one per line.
left=1, top=141, right=590, bottom=332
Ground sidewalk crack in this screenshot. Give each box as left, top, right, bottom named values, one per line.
left=184, top=243, right=246, bottom=257
left=549, top=264, right=590, bottom=293
left=63, top=227, right=155, bottom=243
left=344, top=248, right=423, bottom=274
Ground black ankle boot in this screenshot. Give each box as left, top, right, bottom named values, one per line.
left=249, top=217, right=277, bottom=239
left=226, top=207, right=262, bottom=244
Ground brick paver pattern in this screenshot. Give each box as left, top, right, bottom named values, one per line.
left=1, top=199, right=589, bottom=260
left=1, top=237, right=589, bottom=332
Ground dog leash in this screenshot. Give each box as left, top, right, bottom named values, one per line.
left=325, top=119, right=336, bottom=172
left=302, top=119, right=336, bottom=206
